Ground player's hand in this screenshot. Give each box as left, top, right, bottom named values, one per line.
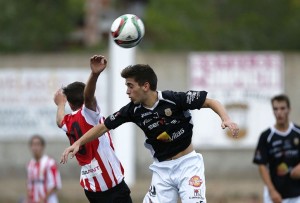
left=54, top=89, right=66, bottom=106
left=38, top=197, right=46, bottom=203
left=60, top=143, right=80, bottom=164
left=269, top=189, right=282, bottom=203
left=221, top=120, right=239, bottom=138
left=290, top=164, right=300, bottom=179
left=90, top=55, right=107, bottom=74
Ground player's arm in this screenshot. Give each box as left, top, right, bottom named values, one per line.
left=61, top=123, right=109, bottom=163
left=202, top=98, right=239, bottom=138
left=27, top=172, right=33, bottom=202
left=54, top=89, right=67, bottom=128
left=290, top=163, right=300, bottom=179
left=41, top=187, right=57, bottom=203
left=84, top=55, right=107, bottom=111
left=258, top=164, right=282, bottom=203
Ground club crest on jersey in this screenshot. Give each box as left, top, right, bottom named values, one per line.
left=164, top=108, right=172, bottom=116
left=189, top=175, right=203, bottom=187
left=294, top=137, right=299, bottom=146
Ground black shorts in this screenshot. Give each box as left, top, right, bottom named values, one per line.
left=84, top=180, right=132, bottom=203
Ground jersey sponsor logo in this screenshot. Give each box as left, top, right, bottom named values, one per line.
left=170, top=119, right=178, bottom=124
left=81, top=158, right=102, bottom=178
left=157, top=132, right=172, bottom=142
left=143, top=118, right=152, bottom=125
left=156, top=129, right=184, bottom=142
left=186, top=91, right=200, bottom=104
left=81, top=166, right=101, bottom=175
left=153, top=112, right=159, bottom=119
left=189, top=175, right=203, bottom=187
left=148, top=121, right=160, bottom=130
left=188, top=188, right=205, bottom=200
left=109, top=112, right=120, bottom=121
left=164, top=108, right=172, bottom=116
left=172, top=128, right=184, bottom=140
left=141, top=112, right=152, bottom=118
left=272, top=148, right=298, bottom=159
left=283, top=149, right=299, bottom=157
left=159, top=118, right=166, bottom=125
left=272, top=140, right=282, bottom=147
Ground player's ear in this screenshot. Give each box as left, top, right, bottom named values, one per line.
left=142, top=82, right=150, bottom=91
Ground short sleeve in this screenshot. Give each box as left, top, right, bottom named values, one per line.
left=171, top=90, right=207, bottom=110
left=61, top=114, right=70, bottom=132
left=253, top=132, right=269, bottom=165
left=104, top=103, right=132, bottom=130
left=82, top=104, right=102, bottom=126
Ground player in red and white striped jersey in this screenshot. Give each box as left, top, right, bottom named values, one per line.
left=27, top=135, right=62, bottom=203
left=54, top=55, right=132, bottom=203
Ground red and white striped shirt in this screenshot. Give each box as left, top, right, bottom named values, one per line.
left=61, top=104, right=124, bottom=192
left=27, top=155, right=62, bottom=203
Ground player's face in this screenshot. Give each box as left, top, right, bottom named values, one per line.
left=272, top=100, right=290, bottom=125
left=30, top=138, right=44, bottom=160
left=125, top=78, right=146, bottom=104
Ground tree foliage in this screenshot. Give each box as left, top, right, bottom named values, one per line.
left=0, top=0, right=84, bottom=52
left=144, top=0, right=300, bottom=50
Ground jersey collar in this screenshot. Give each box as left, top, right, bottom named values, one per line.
left=271, top=122, right=294, bottom=136
left=143, top=91, right=161, bottom=110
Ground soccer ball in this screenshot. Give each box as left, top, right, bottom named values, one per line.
left=111, top=14, right=145, bottom=48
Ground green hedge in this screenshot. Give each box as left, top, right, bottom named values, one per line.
left=144, top=0, right=300, bottom=50
left=0, top=0, right=84, bottom=52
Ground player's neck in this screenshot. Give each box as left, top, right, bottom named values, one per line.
left=34, top=154, right=43, bottom=162
left=143, top=91, right=158, bottom=109
left=275, top=121, right=290, bottom=132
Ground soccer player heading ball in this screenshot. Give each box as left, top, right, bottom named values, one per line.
left=61, top=58, right=239, bottom=203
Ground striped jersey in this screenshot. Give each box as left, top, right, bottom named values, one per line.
left=61, top=104, right=124, bottom=192
left=27, top=155, right=62, bottom=203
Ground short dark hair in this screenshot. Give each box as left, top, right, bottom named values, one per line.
left=29, top=135, right=46, bottom=147
left=121, top=64, right=158, bottom=91
left=63, top=82, right=85, bottom=109
left=271, top=94, right=290, bottom=108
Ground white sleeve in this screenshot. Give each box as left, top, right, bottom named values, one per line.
left=82, top=102, right=102, bottom=126
left=61, top=124, right=68, bottom=132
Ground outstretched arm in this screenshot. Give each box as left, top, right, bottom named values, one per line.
left=202, top=98, right=239, bottom=138
left=60, top=123, right=109, bottom=163
left=84, top=55, right=107, bottom=111
left=54, top=89, right=67, bottom=128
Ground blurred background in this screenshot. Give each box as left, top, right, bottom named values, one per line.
left=1, top=0, right=300, bottom=202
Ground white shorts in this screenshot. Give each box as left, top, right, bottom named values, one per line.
left=143, top=151, right=206, bottom=203
left=263, top=186, right=300, bottom=203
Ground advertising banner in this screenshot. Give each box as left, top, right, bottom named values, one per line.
left=0, top=68, right=108, bottom=140
left=189, top=52, right=284, bottom=148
